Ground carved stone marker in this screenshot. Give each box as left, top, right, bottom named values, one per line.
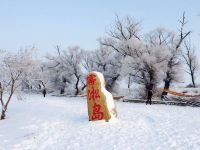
left=86, top=71, right=117, bottom=122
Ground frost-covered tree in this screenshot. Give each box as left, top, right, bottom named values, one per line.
left=121, top=40, right=169, bottom=97
left=82, top=50, right=95, bottom=73
left=182, top=40, right=198, bottom=88
left=45, top=48, right=66, bottom=94
left=161, top=12, right=191, bottom=97
left=100, top=15, right=141, bottom=57
left=46, top=46, right=84, bottom=95
left=100, top=15, right=168, bottom=97
left=82, top=47, right=123, bottom=92
left=20, top=48, right=42, bottom=92
left=0, top=49, right=38, bottom=120
left=145, top=27, right=179, bottom=90
left=99, top=13, right=191, bottom=98
left=34, top=64, right=50, bottom=92
left=61, top=46, right=84, bottom=95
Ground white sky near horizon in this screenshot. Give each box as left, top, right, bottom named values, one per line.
left=0, top=0, right=199, bottom=56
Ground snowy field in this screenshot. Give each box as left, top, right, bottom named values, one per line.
left=0, top=94, right=200, bottom=150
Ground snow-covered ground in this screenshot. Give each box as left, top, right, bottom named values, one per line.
left=0, top=94, right=200, bottom=150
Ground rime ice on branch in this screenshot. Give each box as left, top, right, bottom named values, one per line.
left=86, top=71, right=117, bottom=122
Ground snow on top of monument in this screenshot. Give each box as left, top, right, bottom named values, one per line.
left=1, top=94, right=200, bottom=150
left=90, top=71, right=106, bottom=87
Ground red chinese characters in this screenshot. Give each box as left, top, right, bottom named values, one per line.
left=87, top=74, right=96, bottom=85
left=87, top=74, right=100, bottom=101
left=87, top=73, right=104, bottom=121
left=88, top=87, right=100, bottom=101
left=91, top=103, right=104, bottom=120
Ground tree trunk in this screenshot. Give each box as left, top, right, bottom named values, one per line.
left=0, top=109, right=6, bottom=120
left=106, top=74, right=120, bottom=92
left=75, top=74, right=80, bottom=96
left=81, top=84, right=86, bottom=91
left=60, top=88, right=65, bottom=94
left=128, top=74, right=131, bottom=89
left=0, top=81, right=15, bottom=120
left=191, top=73, right=196, bottom=88
left=162, top=81, right=170, bottom=94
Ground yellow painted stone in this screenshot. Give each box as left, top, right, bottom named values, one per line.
left=86, top=71, right=117, bottom=122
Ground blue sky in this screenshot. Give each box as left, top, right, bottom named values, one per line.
left=0, top=0, right=199, bottom=55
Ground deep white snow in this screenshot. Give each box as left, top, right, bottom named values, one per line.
left=0, top=94, right=200, bottom=150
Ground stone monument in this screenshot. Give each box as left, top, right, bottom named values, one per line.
left=86, top=71, right=117, bottom=122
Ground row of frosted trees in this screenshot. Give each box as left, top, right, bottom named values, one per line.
left=0, top=13, right=198, bottom=120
